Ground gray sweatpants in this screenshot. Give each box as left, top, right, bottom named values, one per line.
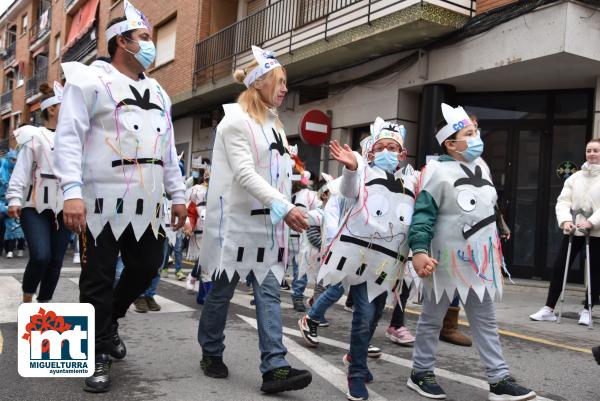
left=412, top=288, right=510, bottom=383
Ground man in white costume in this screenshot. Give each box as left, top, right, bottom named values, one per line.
left=53, top=0, right=186, bottom=393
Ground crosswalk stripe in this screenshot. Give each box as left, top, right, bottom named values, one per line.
left=67, top=278, right=194, bottom=314
left=265, top=319, right=555, bottom=401
left=0, top=276, right=23, bottom=323
left=237, top=314, right=389, bottom=401
left=0, top=267, right=82, bottom=274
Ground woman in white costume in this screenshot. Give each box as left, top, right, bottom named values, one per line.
left=197, top=45, right=312, bottom=394
left=6, top=82, right=71, bottom=303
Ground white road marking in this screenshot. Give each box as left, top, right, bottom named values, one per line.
left=0, top=276, right=23, bottom=323
left=0, top=267, right=82, bottom=274
left=238, top=314, right=389, bottom=401
left=238, top=315, right=554, bottom=401
left=68, top=278, right=195, bottom=313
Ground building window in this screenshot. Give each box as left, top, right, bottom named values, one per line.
left=16, top=67, right=24, bottom=87
left=54, top=33, right=61, bottom=59
left=13, top=113, right=21, bottom=130
left=154, top=17, right=177, bottom=67
left=21, top=14, right=28, bottom=34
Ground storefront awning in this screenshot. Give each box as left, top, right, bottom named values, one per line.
left=63, top=0, right=99, bottom=51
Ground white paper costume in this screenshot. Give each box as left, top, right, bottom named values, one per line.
left=54, top=3, right=185, bottom=241
left=186, top=182, right=208, bottom=260
left=420, top=104, right=507, bottom=303
left=318, top=118, right=417, bottom=302
left=7, top=117, right=63, bottom=215
left=199, top=46, right=294, bottom=284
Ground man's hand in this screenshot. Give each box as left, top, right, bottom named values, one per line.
left=577, top=219, right=593, bottom=231
left=330, top=140, right=358, bottom=171
left=284, top=207, right=309, bottom=233
left=171, top=204, right=187, bottom=231
left=412, top=252, right=438, bottom=278
left=8, top=206, right=20, bottom=218
left=183, top=222, right=193, bottom=236
left=63, top=199, right=86, bottom=233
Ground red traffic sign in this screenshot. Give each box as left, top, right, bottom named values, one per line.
left=299, top=110, right=331, bottom=146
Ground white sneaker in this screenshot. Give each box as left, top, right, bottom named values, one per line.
left=186, top=274, right=196, bottom=292
left=529, top=306, right=557, bottom=322
left=6, top=252, right=14, bottom=258
left=73, top=253, right=81, bottom=264
left=16, top=250, right=24, bottom=257
left=578, top=309, right=591, bottom=326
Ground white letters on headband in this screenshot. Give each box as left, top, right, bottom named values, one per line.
left=105, top=0, right=152, bottom=42
left=243, top=45, right=282, bottom=88
left=40, top=81, right=64, bottom=111
left=435, top=103, right=473, bottom=145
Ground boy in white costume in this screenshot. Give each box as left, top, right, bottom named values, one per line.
left=53, top=1, right=187, bottom=393
left=7, top=82, right=71, bottom=303
left=197, top=45, right=312, bottom=394
left=406, top=103, right=536, bottom=401
left=316, top=118, right=416, bottom=400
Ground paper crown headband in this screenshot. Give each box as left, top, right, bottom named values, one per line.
left=105, top=0, right=152, bottom=42
left=435, top=103, right=473, bottom=145
left=360, top=136, right=373, bottom=158
left=192, top=156, right=209, bottom=170
left=243, top=45, right=282, bottom=88
left=320, top=172, right=341, bottom=195
left=370, top=117, right=406, bottom=148
left=40, top=81, right=64, bottom=111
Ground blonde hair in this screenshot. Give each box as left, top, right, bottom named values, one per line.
left=588, top=138, right=600, bottom=146
left=233, top=61, right=286, bottom=126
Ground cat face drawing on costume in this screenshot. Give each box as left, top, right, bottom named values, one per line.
left=453, top=164, right=497, bottom=240
left=114, top=85, right=168, bottom=166
left=345, top=171, right=415, bottom=249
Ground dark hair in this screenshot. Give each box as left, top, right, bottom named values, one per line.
left=435, top=119, right=458, bottom=155
left=39, top=83, right=55, bottom=121
left=106, top=16, right=133, bottom=58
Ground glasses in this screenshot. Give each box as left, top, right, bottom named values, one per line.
left=371, top=144, right=403, bottom=153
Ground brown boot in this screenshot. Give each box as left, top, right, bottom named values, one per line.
left=23, top=293, right=34, bottom=303
left=440, top=306, right=472, bottom=346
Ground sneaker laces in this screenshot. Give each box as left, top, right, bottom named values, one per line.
left=307, top=318, right=318, bottom=336
left=273, top=367, right=290, bottom=381
left=423, top=373, right=438, bottom=385
left=94, top=359, right=110, bottom=377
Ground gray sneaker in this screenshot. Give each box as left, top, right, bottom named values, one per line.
left=133, top=298, right=149, bottom=313
left=145, top=296, right=161, bottom=311
left=292, top=298, right=306, bottom=312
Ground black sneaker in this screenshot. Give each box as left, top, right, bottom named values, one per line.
left=293, top=298, right=306, bottom=312
left=261, top=366, right=312, bottom=394
left=145, top=296, right=161, bottom=311
left=298, top=315, right=319, bottom=347
left=407, top=370, right=447, bottom=399
left=133, top=297, right=149, bottom=313
left=109, top=323, right=126, bottom=360
left=200, top=355, right=229, bottom=378
left=84, top=354, right=111, bottom=393
left=593, top=346, right=600, bottom=365
left=489, top=377, right=536, bottom=401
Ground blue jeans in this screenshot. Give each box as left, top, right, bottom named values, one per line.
left=114, top=256, right=124, bottom=288
left=20, top=209, right=71, bottom=301
left=173, top=232, right=184, bottom=272
left=198, top=270, right=289, bottom=374
left=348, top=282, right=387, bottom=380
left=308, top=283, right=345, bottom=322
left=291, top=256, right=307, bottom=301
left=143, top=240, right=169, bottom=297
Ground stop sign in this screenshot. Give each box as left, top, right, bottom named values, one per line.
left=299, top=110, right=331, bottom=146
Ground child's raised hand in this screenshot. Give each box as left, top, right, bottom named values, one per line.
left=330, top=140, right=358, bottom=171
left=412, top=252, right=438, bottom=278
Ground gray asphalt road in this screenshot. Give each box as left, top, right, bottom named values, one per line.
left=1, top=256, right=599, bottom=401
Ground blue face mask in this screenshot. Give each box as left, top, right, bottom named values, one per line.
left=373, top=149, right=399, bottom=173
left=125, top=39, right=156, bottom=70
left=192, top=171, right=200, bottom=179
left=457, top=136, right=484, bottom=162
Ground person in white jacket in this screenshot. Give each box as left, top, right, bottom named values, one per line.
left=196, top=45, right=312, bottom=394
left=53, top=1, right=187, bottom=393
left=530, top=138, right=600, bottom=325
left=6, top=82, right=71, bottom=304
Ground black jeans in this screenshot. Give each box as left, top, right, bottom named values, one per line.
left=5, top=238, right=25, bottom=253
left=390, top=282, right=411, bottom=328
left=21, top=209, right=71, bottom=300
left=546, top=234, right=600, bottom=309
left=79, top=223, right=165, bottom=354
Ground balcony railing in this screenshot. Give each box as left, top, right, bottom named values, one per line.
left=2, top=42, right=16, bottom=68
left=193, top=0, right=476, bottom=86
left=64, top=0, right=77, bottom=11
left=29, top=8, right=52, bottom=46
left=62, top=26, right=97, bottom=63
left=0, top=90, right=13, bottom=115
left=26, top=68, right=48, bottom=99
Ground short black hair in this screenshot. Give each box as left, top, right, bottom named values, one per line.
left=106, top=16, right=133, bottom=58
left=436, top=119, right=458, bottom=155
